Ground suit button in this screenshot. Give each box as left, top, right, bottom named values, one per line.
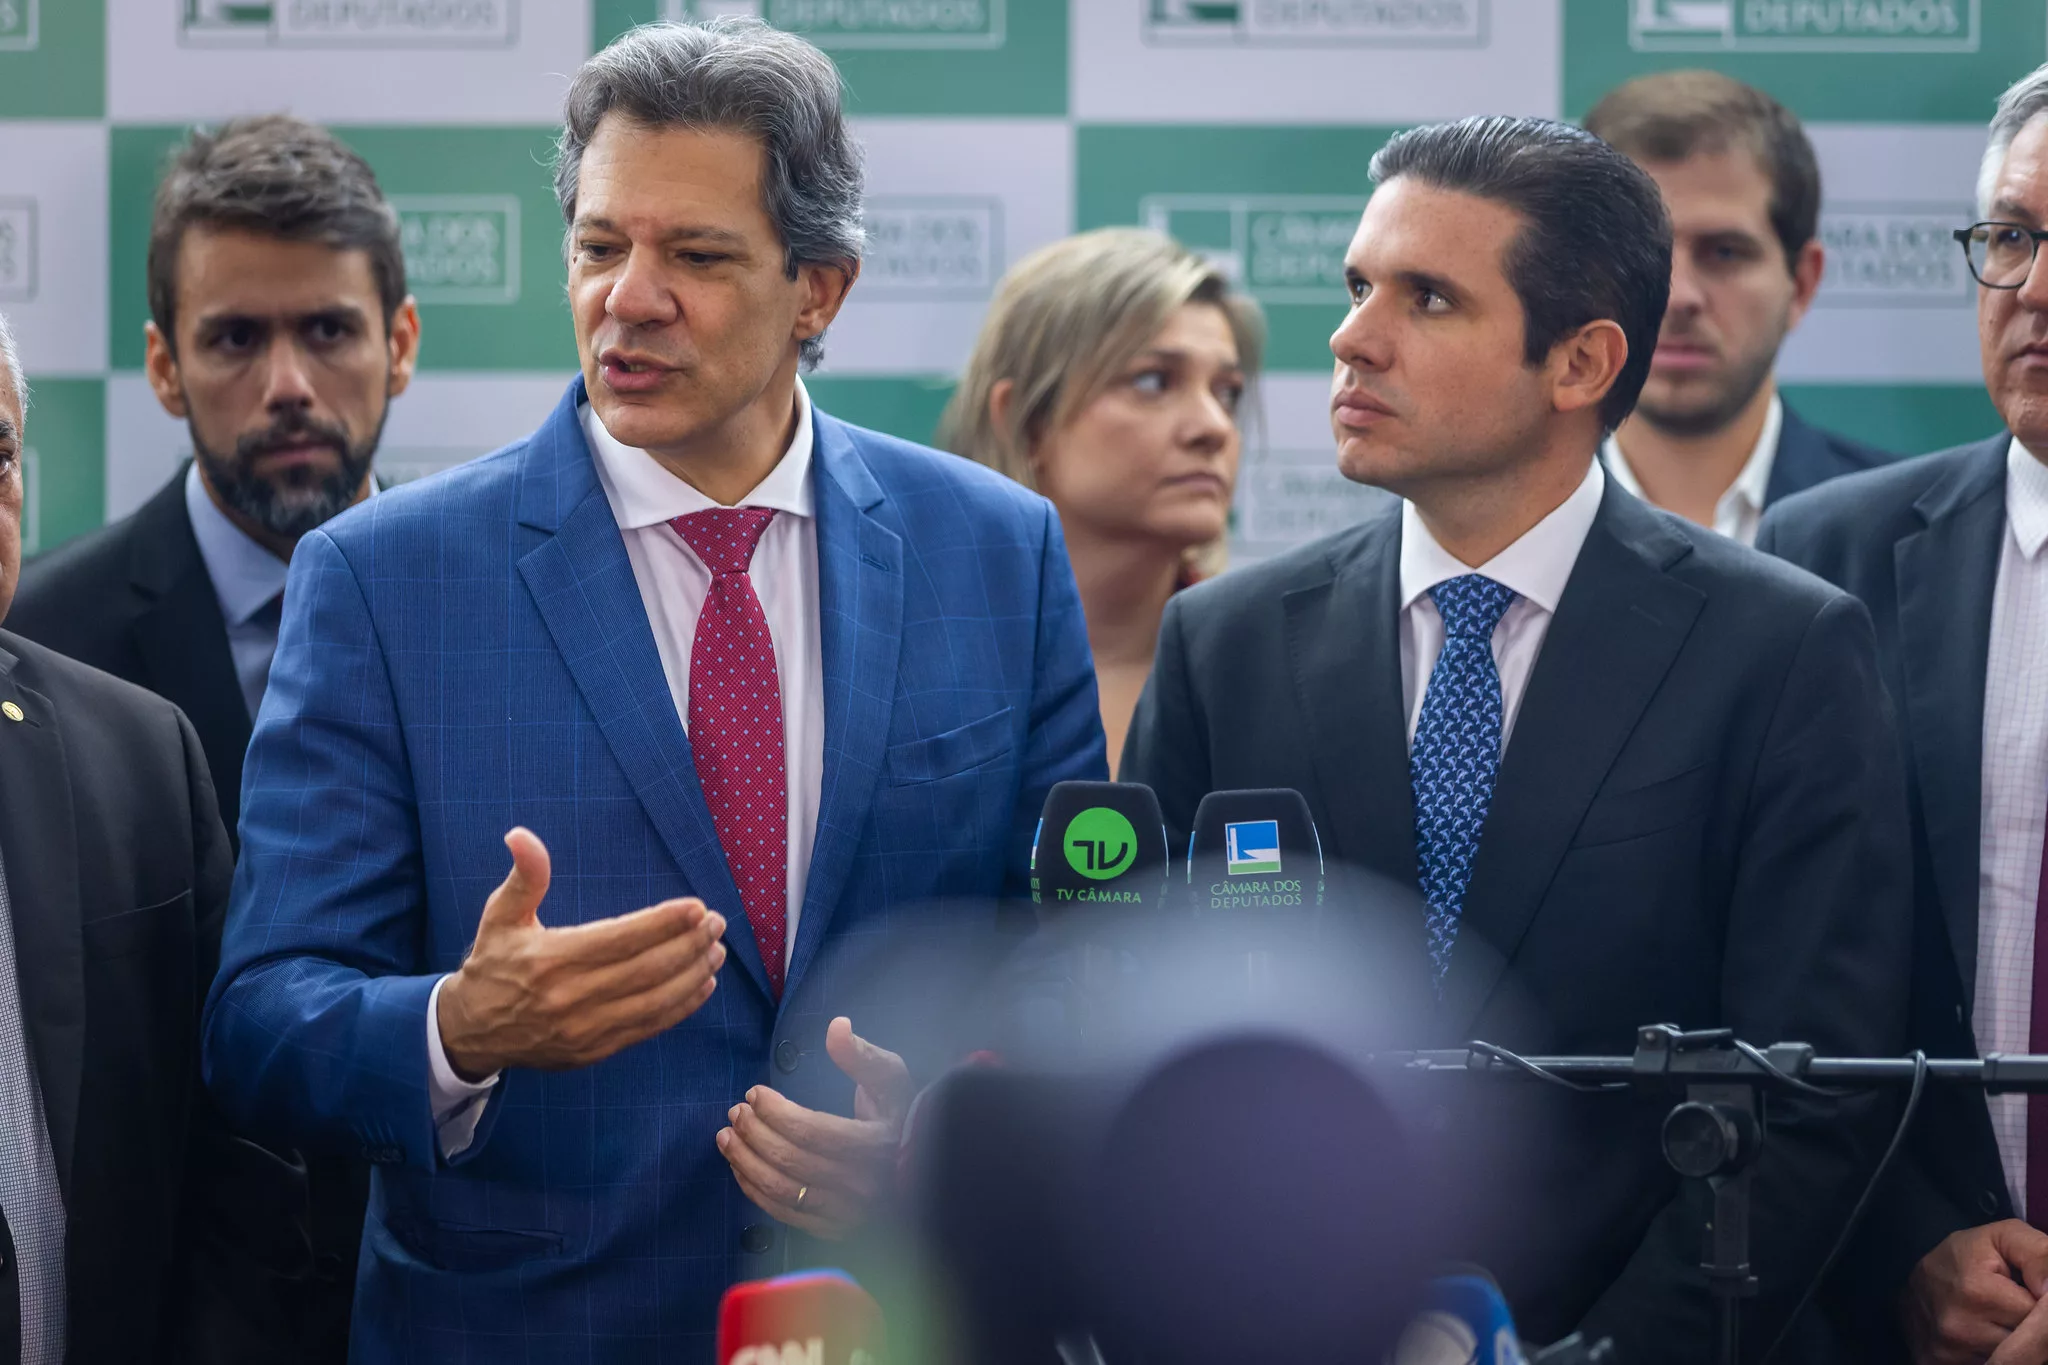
left=1982, top=1189, right=2003, bottom=1216
left=774, top=1039, right=801, bottom=1074
left=741, top=1223, right=775, bottom=1255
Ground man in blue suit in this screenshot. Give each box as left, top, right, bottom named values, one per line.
left=201, top=17, right=1106, bottom=1356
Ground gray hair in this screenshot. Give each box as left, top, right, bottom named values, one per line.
left=554, top=18, right=865, bottom=370
left=1980, top=62, right=2048, bottom=216
left=0, top=309, right=25, bottom=416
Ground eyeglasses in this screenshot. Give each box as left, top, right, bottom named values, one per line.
left=1955, top=221, right=2048, bottom=289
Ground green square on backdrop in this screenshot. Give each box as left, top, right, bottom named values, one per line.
left=1565, top=0, right=2044, bottom=122
left=1078, top=125, right=1399, bottom=373
left=0, top=0, right=104, bottom=119
left=20, top=377, right=104, bottom=554
left=109, top=125, right=575, bottom=373
left=806, top=374, right=957, bottom=447
left=1781, top=382, right=2001, bottom=458
left=591, top=1, right=1067, bottom=116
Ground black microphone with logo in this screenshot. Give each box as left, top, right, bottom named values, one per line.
left=1030, top=779, right=1172, bottom=914
left=1183, top=788, right=1326, bottom=1001
left=1185, top=787, right=1324, bottom=916
left=1004, top=781, right=1175, bottom=1064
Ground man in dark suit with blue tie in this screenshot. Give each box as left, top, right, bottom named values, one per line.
left=200, top=17, right=1106, bottom=1357
left=1584, top=71, right=1898, bottom=544
left=1759, top=62, right=2048, bottom=1365
left=1122, top=116, right=1912, bottom=1361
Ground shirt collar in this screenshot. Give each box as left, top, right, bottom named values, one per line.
left=2007, top=435, right=2048, bottom=559
left=183, top=459, right=356, bottom=627
left=1399, top=457, right=1605, bottom=616
left=1601, top=392, right=1782, bottom=527
left=582, top=376, right=815, bottom=530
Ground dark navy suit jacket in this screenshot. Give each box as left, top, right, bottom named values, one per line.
left=1765, top=401, right=1902, bottom=507
left=1124, top=479, right=1913, bottom=1361
left=200, top=378, right=1107, bottom=1359
left=1760, top=434, right=2017, bottom=1352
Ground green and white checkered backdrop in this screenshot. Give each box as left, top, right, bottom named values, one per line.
left=0, top=0, right=2025, bottom=560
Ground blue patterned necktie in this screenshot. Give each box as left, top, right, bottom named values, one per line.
left=1411, top=574, right=1519, bottom=989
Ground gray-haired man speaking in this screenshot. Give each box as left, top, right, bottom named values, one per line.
left=201, top=18, right=1106, bottom=1355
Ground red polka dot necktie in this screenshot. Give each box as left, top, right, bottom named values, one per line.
left=671, top=508, right=789, bottom=998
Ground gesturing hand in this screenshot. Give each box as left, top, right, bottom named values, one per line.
left=436, top=827, right=728, bottom=1081
left=1905, top=1221, right=2048, bottom=1365
left=716, top=1016, right=914, bottom=1241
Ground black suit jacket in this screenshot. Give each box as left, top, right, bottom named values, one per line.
left=0, top=630, right=305, bottom=1362
left=8, top=468, right=252, bottom=840
left=1123, top=480, right=1913, bottom=1360
left=1766, top=401, right=1902, bottom=507
left=1758, top=435, right=2015, bottom=1338
left=7, top=466, right=363, bottom=1362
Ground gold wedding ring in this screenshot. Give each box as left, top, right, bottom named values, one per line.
left=795, top=1185, right=809, bottom=1210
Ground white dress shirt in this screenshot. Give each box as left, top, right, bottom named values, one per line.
left=1399, top=458, right=1606, bottom=748
left=1603, top=393, right=1782, bottom=547
left=427, top=381, right=826, bottom=1156
left=1974, top=436, right=2048, bottom=1216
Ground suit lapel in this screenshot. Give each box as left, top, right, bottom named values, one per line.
left=513, top=381, right=767, bottom=1000
left=1764, top=403, right=1827, bottom=507
left=124, top=472, right=251, bottom=825
left=1281, top=502, right=1417, bottom=884
left=785, top=417, right=902, bottom=997
left=0, top=647, right=83, bottom=1199
left=1894, top=435, right=2008, bottom=1007
left=1438, top=488, right=1705, bottom=1035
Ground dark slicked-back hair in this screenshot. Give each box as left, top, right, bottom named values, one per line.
left=147, top=114, right=406, bottom=351
left=1371, top=115, right=1672, bottom=433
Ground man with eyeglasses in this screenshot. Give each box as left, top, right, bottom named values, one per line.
left=1759, top=61, right=2048, bottom=1365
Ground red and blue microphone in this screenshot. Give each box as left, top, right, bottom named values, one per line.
left=716, top=1269, right=883, bottom=1365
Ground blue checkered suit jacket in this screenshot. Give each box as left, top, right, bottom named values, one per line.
left=200, top=377, right=1107, bottom=1360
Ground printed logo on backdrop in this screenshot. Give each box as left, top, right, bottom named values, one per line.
left=0, top=0, right=38, bottom=51
left=1816, top=202, right=1974, bottom=308
left=180, top=0, right=519, bottom=48
left=0, top=199, right=36, bottom=303
left=1142, top=195, right=1365, bottom=306
left=1143, top=0, right=1487, bottom=47
left=1628, top=0, right=1979, bottom=53
left=1236, top=449, right=1395, bottom=554
left=375, top=446, right=495, bottom=485
left=659, top=0, right=1006, bottom=49
left=391, top=196, right=520, bottom=305
left=860, top=197, right=1002, bottom=300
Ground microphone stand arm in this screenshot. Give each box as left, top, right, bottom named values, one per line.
left=1372, top=1024, right=2048, bottom=1365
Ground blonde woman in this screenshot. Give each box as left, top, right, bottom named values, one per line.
left=939, top=228, right=1265, bottom=771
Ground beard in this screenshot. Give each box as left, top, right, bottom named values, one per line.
left=1632, top=331, right=1781, bottom=440
left=189, top=401, right=384, bottom=541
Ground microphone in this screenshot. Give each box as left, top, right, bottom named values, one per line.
left=1030, top=780, right=1171, bottom=912
left=1393, top=1272, right=1527, bottom=1364
left=716, top=1269, right=883, bottom=1365
left=1391, top=1271, right=1617, bottom=1365
left=1184, top=787, right=1323, bottom=913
